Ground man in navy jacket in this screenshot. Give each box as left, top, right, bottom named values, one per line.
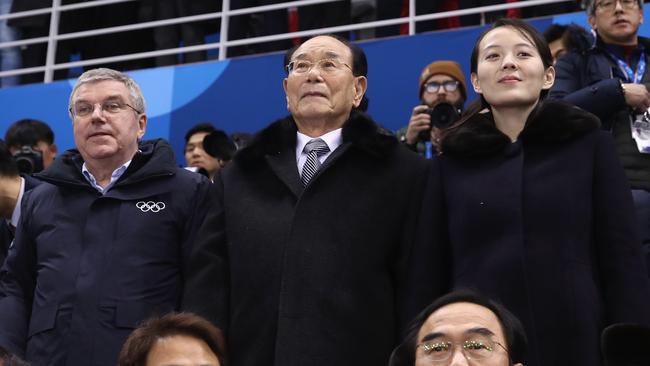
left=549, top=0, right=650, bottom=273
left=0, top=68, right=213, bottom=366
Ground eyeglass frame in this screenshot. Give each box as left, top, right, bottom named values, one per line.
left=415, top=338, right=510, bottom=363
left=70, top=100, right=142, bottom=118
left=595, top=0, right=639, bottom=12
left=423, top=80, right=460, bottom=94
left=285, top=58, right=353, bottom=75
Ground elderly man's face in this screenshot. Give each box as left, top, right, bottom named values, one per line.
left=71, top=80, right=146, bottom=166
left=415, top=302, right=521, bottom=366
left=283, top=36, right=366, bottom=128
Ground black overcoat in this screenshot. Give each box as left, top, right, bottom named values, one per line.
left=183, top=111, right=429, bottom=366
left=419, top=101, right=650, bottom=366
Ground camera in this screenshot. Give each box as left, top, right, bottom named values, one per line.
left=13, top=145, right=44, bottom=174
left=417, top=102, right=461, bottom=141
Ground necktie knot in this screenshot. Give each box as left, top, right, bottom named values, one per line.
left=303, top=138, right=330, bottom=156
left=301, top=138, right=330, bottom=186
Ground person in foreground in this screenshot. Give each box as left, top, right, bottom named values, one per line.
left=183, top=35, right=428, bottom=366
left=418, top=18, right=650, bottom=366
left=0, top=68, right=214, bottom=366
left=389, top=290, right=527, bottom=366
left=118, top=312, right=225, bottom=366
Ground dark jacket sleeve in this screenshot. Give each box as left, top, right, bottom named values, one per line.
left=181, top=175, right=229, bottom=334
left=396, top=156, right=450, bottom=336
left=549, top=52, right=627, bottom=124
left=0, top=191, right=38, bottom=357
left=592, top=131, right=650, bottom=325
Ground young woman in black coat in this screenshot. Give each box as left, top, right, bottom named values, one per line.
left=418, top=18, right=650, bottom=366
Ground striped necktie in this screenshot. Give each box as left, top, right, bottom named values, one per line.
left=301, top=138, right=330, bottom=186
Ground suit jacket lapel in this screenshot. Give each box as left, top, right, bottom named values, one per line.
left=266, top=148, right=303, bottom=198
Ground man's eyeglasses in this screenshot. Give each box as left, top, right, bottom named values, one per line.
left=424, top=80, right=460, bottom=94
left=71, top=100, right=142, bottom=118
left=286, top=58, right=352, bottom=75
left=416, top=336, right=509, bottom=363
left=597, top=0, right=638, bottom=12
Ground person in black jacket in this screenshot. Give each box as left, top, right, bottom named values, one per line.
left=183, top=35, right=428, bottom=366
left=0, top=68, right=214, bottom=366
left=549, top=0, right=650, bottom=275
left=418, top=18, right=650, bottom=366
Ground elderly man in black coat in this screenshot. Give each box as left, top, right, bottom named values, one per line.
left=183, top=35, right=428, bottom=366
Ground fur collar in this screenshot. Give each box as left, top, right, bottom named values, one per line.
left=440, top=100, right=600, bottom=158
left=235, top=110, right=397, bottom=167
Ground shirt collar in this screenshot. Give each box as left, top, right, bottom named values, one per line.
left=82, top=160, right=132, bottom=194
left=296, top=128, right=343, bottom=155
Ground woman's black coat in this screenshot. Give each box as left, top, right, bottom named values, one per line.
left=419, top=100, right=650, bottom=366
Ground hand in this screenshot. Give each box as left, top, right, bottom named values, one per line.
left=622, top=83, right=650, bottom=112
left=405, top=105, right=431, bottom=145
left=430, top=127, right=442, bottom=150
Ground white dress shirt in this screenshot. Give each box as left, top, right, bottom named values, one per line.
left=295, top=128, right=343, bottom=173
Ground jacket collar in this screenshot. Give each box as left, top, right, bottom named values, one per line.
left=235, top=110, right=397, bottom=168
left=36, top=138, right=177, bottom=188
left=592, top=34, right=650, bottom=54
left=440, top=100, right=601, bottom=158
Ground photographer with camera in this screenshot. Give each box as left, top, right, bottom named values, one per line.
left=0, top=139, right=41, bottom=266
left=4, top=119, right=57, bottom=174
left=397, top=61, right=467, bottom=158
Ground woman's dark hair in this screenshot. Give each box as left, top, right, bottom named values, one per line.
left=389, top=289, right=528, bottom=366
left=440, top=19, right=554, bottom=149
left=118, top=312, right=227, bottom=366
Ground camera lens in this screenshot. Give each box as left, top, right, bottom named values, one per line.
left=13, top=146, right=44, bottom=174
left=429, top=103, right=460, bottom=129
left=15, top=156, right=36, bottom=174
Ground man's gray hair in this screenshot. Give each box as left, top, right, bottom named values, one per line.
left=585, top=0, right=643, bottom=15
left=68, top=68, right=146, bottom=119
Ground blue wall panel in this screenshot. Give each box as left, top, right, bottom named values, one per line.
left=0, top=8, right=647, bottom=165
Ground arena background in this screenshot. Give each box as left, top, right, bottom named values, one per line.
left=1, top=8, right=648, bottom=165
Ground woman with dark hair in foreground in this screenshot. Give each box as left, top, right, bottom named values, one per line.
left=418, top=18, right=650, bottom=366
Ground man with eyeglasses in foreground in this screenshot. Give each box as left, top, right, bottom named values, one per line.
left=183, top=35, right=429, bottom=366
left=550, top=0, right=650, bottom=274
left=0, top=68, right=214, bottom=366
left=389, top=290, right=527, bottom=366
left=397, top=61, right=467, bottom=158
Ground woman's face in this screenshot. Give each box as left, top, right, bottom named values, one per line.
left=471, top=26, right=555, bottom=109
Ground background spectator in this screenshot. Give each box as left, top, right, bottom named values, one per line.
left=396, top=60, right=467, bottom=158
left=389, top=290, right=527, bottom=366
left=550, top=0, right=650, bottom=275
left=4, top=118, right=57, bottom=174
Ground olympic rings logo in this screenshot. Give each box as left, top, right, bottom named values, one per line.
left=136, top=201, right=166, bottom=213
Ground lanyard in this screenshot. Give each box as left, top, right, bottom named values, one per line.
left=608, top=45, right=646, bottom=84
